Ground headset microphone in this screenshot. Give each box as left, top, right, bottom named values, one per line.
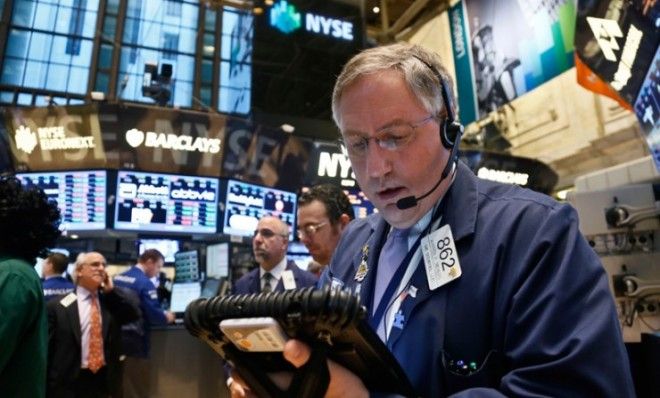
left=396, top=56, right=464, bottom=211
left=396, top=135, right=460, bottom=209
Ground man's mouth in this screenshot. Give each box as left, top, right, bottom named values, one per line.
left=376, top=186, right=405, bottom=202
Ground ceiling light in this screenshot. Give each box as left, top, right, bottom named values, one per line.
left=373, top=6, right=380, bottom=14
left=280, top=123, right=295, bottom=134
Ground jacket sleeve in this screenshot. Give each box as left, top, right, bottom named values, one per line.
left=103, top=286, right=141, bottom=325
left=451, top=205, right=635, bottom=397
left=0, top=270, right=41, bottom=373
left=138, top=280, right=168, bottom=325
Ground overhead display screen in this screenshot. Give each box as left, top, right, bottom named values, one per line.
left=16, top=170, right=107, bottom=231
left=138, top=239, right=180, bottom=263
left=114, top=170, right=219, bottom=234
left=174, top=250, right=201, bottom=282
left=222, top=179, right=297, bottom=239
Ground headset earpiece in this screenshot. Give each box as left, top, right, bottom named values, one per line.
left=411, top=55, right=464, bottom=151
left=442, top=120, right=463, bottom=150
left=395, top=56, right=465, bottom=210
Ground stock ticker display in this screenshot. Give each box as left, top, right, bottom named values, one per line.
left=16, top=170, right=107, bottom=231
left=222, top=179, right=297, bottom=239
left=114, top=170, right=219, bottom=234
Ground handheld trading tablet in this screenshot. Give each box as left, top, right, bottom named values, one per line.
left=184, top=287, right=416, bottom=398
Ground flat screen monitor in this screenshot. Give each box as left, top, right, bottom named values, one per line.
left=169, top=282, right=201, bottom=313
left=174, top=250, right=200, bottom=282
left=206, top=243, right=229, bottom=279
left=222, top=179, right=297, bottom=239
left=200, top=278, right=222, bottom=298
left=344, top=188, right=377, bottom=219
left=16, top=170, right=107, bottom=231
left=114, top=170, right=219, bottom=234
left=138, top=239, right=180, bottom=263
left=287, top=241, right=313, bottom=271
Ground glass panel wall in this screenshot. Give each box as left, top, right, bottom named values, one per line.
left=118, top=0, right=199, bottom=107
left=1, top=0, right=100, bottom=97
left=218, top=6, right=252, bottom=115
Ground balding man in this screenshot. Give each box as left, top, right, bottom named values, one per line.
left=227, top=215, right=318, bottom=396
left=233, top=215, right=318, bottom=294
left=46, top=252, right=139, bottom=398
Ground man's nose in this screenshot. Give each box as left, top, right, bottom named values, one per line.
left=365, top=144, right=392, bottom=178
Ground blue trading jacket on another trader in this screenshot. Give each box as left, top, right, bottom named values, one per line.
left=114, top=266, right=168, bottom=358
left=42, top=276, right=74, bottom=302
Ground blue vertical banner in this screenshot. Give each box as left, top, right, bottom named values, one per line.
left=448, top=2, right=477, bottom=125
left=449, top=0, right=576, bottom=124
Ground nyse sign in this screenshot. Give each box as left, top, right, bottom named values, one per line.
left=7, top=105, right=107, bottom=169
left=5, top=104, right=228, bottom=176
left=223, top=127, right=281, bottom=178
left=305, top=13, right=353, bottom=41
left=314, top=145, right=356, bottom=187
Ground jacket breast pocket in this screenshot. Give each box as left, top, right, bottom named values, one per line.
left=441, top=349, right=504, bottom=394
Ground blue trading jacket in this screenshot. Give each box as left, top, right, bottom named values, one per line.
left=320, top=161, right=635, bottom=398
left=114, top=266, right=168, bottom=357
left=42, top=276, right=74, bottom=302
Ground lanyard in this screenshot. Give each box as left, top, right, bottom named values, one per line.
left=367, top=204, right=445, bottom=332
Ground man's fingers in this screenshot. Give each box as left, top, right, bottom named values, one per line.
left=283, top=339, right=311, bottom=368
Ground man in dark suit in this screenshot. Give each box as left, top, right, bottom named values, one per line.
left=47, top=251, right=140, bottom=398
left=233, top=215, right=318, bottom=294
left=227, top=215, right=317, bottom=396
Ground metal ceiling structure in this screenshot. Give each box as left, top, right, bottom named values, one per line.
left=364, top=0, right=450, bottom=44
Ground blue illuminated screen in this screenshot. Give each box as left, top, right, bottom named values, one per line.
left=16, top=170, right=107, bottom=231
left=173, top=250, right=200, bottom=282
left=222, top=179, right=297, bottom=239
left=138, top=239, right=180, bottom=263
left=344, top=188, right=377, bottom=219
left=114, top=170, right=219, bottom=234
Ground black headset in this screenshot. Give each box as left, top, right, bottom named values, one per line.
left=412, top=55, right=464, bottom=150
left=394, top=55, right=465, bottom=210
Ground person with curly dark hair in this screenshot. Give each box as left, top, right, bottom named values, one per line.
left=0, top=174, right=61, bottom=397
left=297, top=184, right=355, bottom=269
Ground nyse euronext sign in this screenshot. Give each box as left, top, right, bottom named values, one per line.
left=270, top=0, right=354, bottom=41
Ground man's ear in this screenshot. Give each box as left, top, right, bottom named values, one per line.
left=339, top=213, right=352, bottom=230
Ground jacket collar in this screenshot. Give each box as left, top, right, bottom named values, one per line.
left=440, top=161, right=478, bottom=241
left=363, top=161, right=478, bottom=242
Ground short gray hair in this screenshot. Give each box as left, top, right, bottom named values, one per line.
left=331, top=43, right=456, bottom=128
left=72, top=252, right=87, bottom=283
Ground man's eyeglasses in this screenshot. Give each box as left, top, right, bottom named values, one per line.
left=339, top=115, right=437, bottom=158
left=296, top=222, right=327, bottom=239
left=253, top=228, right=287, bottom=239
left=84, top=261, right=106, bottom=268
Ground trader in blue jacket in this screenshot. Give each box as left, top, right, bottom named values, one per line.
left=41, top=252, right=74, bottom=301
left=275, top=43, right=636, bottom=397
left=114, top=249, right=175, bottom=397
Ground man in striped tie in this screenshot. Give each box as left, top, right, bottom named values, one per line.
left=226, top=216, right=318, bottom=396
left=46, top=252, right=139, bottom=398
